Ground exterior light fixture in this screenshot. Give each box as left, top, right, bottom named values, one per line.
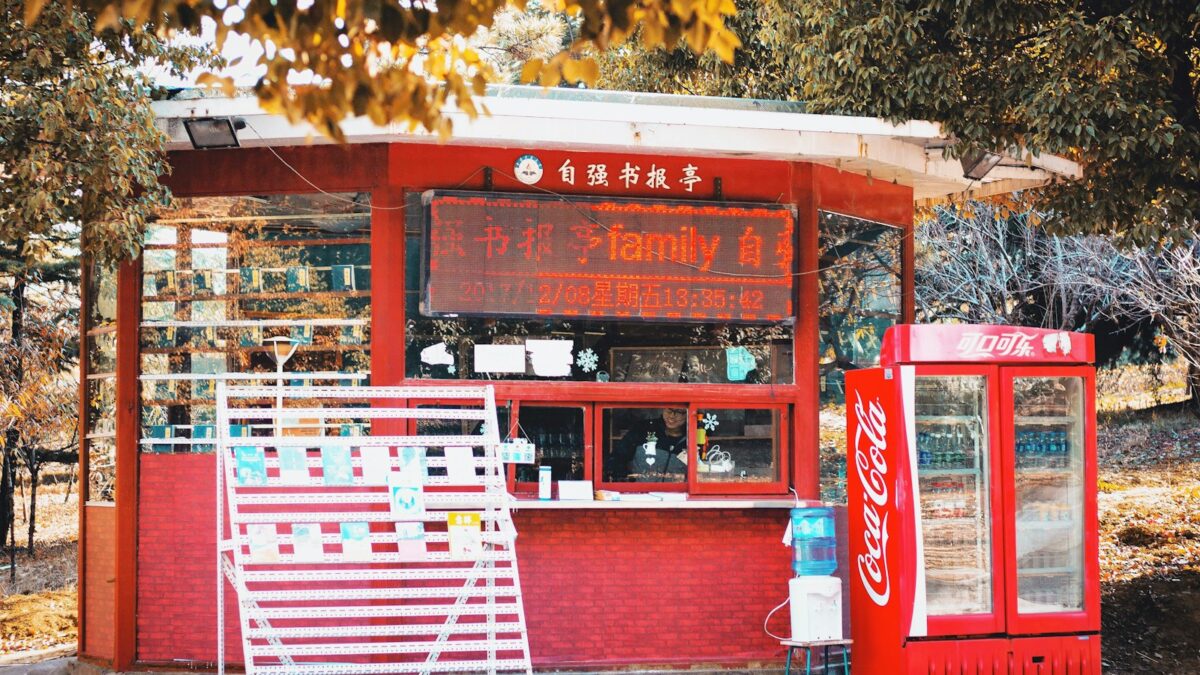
left=263, top=335, right=300, bottom=435
left=264, top=335, right=300, bottom=369
left=960, top=148, right=1003, bottom=181
left=183, top=116, right=247, bottom=149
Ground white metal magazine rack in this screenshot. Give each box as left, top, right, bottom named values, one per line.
left=216, top=384, right=532, bottom=675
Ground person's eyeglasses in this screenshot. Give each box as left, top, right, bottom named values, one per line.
left=665, top=408, right=687, bottom=416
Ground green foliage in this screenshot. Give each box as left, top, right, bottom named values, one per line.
left=597, top=0, right=798, bottom=99
left=601, top=1, right=1200, bottom=245
left=772, top=0, right=1200, bottom=245
left=1, top=1, right=213, bottom=264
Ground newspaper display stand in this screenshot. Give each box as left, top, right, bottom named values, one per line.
left=216, top=384, right=532, bottom=675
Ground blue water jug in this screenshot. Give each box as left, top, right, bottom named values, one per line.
left=791, top=506, right=837, bottom=576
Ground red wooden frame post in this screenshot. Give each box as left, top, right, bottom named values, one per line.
left=76, top=256, right=92, bottom=657
left=370, top=185, right=406, bottom=387
left=113, top=257, right=142, bottom=669
left=793, top=164, right=820, bottom=499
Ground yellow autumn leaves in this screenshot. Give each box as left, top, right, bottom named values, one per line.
left=25, top=0, right=740, bottom=140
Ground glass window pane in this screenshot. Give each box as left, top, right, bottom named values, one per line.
left=915, top=376, right=993, bottom=615
left=696, top=408, right=780, bottom=483
left=88, top=437, right=116, bottom=502
left=413, top=404, right=509, bottom=479
left=87, top=263, right=118, bottom=329
left=402, top=191, right=794, bottom=385
left=602, top=407, right=688, bottom=483
left=140, top=193, right=372, bottom=453
left=515, top=406, right=585, bottom=483
left=87, top=377, right=117, bottom=437
left=818, top=211, right=902, bottom=405
left=88, top=331, right=116, bottom=374
left=1013, top=376, right=1085, bottom=613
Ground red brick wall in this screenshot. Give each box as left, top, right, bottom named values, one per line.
left=137, top=454, right=242, bottom=664
left=513, top=508, right=794, bottom=668
left=136, top=454, right=795, bottom=668
left=83, top=504, right=116, bottom=661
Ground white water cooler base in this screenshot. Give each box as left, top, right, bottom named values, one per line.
left=789, top=576, right=842, bottom=642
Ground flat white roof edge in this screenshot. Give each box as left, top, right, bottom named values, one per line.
left=152, top=95, right=1081, bottom=199
left=151, top=94, right=946, bottom=140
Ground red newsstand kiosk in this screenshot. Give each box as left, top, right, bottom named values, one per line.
left=75, top=86, right=1075, bottom=672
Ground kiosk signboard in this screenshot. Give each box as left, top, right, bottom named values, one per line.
left=423, top=191, right=795, bottom=323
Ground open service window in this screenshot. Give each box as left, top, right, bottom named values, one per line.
left=599, top=405, right=690, bottom=492
left=692, top=405, right=788, bottom=495
left=594, top=403, right=789, bottom=496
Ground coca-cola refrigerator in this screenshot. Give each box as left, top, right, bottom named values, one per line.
left=846, top=324, right=1100, bottom=674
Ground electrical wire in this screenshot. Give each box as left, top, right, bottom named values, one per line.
left=763, top=593, right=791, bottom=641
left=245, top=119, right=911, bottom=282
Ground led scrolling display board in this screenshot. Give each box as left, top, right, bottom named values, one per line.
left=422, top=191, right=796, bottom=323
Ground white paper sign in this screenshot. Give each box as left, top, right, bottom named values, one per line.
left=359, top=446, right=391, bottom=486
left=447, top=512, right=483, bottom=560
left=340, top=522, right=373, bottom=562
left=291, top=523, right=324, bottom=562
left=526, top=339, right=573, bottom=376
left=499, top=439, right=536, bottom=464
left=247, top=524, right=280, bottom=563
left=473, top=344, right=527, bottom=373
left=420, top=342, right=455, bottom=366
left=395, top=522, right=428, bottom=562
left=388, top=473, right=425, bottom=520
left=444, top=446, right=478, bottom=485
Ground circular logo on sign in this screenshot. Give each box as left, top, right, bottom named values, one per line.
left=514, top=154, right=543, bottom=185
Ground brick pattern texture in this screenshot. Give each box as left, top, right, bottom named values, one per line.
left=83, top=504, right=116, bottom=661
left=136, top=454, right=795, bottom=668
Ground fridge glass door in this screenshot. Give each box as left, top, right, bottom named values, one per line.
left=914, top=375, right=995, bottom=619
left=1011, top=376, right=1086, bottom=614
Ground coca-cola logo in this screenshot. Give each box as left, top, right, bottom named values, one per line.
left=956, top=330, right=1036, bottom=359
left=853, top=392, right=892, bottom=607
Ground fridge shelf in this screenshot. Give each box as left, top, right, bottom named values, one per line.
left=1017, top=566, right=1078, bottom=575
left=926, top=566, right=989, bottom=582
left=1017, top=466, right=1084, bottom=475
left=1016, top=415, right=1077, bottom=425
left=921, top=517, right=981, bottom=525
left=915, top=415, right=981, bottom=424
left=919, top=468, right=982, bottom=477
left=1019, top=520, right=1076, bottom=529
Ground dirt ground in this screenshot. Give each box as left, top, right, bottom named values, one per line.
left=1, top=404, right=1198, bottom=670
left=1096, top=405, right=1200, bottom=673
left=0, top=477, right=78, bottom=654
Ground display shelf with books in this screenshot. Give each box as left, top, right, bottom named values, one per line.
left=216, top=384, right=532, bottom=675
left=139, top=193, right=372, bottom=455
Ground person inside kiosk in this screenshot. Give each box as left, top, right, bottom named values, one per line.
left=606, top=407, right=689, bottom=482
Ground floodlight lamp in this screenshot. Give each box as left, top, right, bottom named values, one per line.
left=263, top=335, right=299, bottom=368
left=183, top=116, right=247, bottom=150
left=960, top=148, right=1004, bottom=181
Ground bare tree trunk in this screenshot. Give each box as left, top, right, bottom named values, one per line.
left=26, top=447, right=38, bottom=555
left=1188, top=362, right=1200, bottom=418
left=2, top=271, right=25, bottom=581
left=3, top=447, right=14, bottom=583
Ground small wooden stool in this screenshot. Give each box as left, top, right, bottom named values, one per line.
left=781, top=638, right=852, bottom=675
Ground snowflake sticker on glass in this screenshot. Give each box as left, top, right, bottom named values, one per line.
left=575, top=348, right=599, bottom=373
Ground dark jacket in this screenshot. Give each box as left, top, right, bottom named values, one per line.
left=607, top=418, right=687, bottom=482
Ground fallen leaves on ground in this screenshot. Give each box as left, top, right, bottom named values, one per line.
left=0, top=587, right=77, bottom=655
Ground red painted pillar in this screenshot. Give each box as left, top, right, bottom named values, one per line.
left=369, top=184, right=407, bottom=387
left=793, top=163, right=820, bottom=499
left=113, top=257, right=142, bottom=669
